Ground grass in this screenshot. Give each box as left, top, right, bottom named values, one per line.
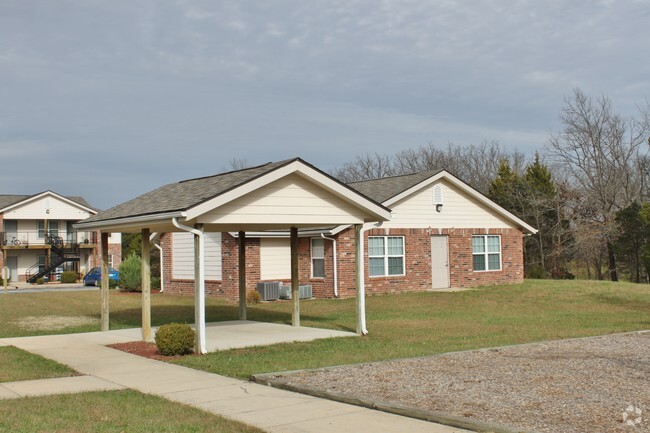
left=172, top=279, right=650, bottom=378
left=0, top=346, right=77, bottom=382
left=1, top=280, right=648, bottom=379
left=0, top=390, right=265, bottom=433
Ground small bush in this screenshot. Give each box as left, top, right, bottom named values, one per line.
left=60, top=271, right=78, bottom=284
left=36, top=277, right=45, bottom=285
left=118, top=254, right=141, bottom=292
left=246, top=290, right=261, bottom=304
left=155, top=323, right=195, bottom=356
left=109, top=278, right=118, bottom=289
left=151, top=276, right=161, bottom=290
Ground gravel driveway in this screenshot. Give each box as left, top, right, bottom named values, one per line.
left=264, top=332, right=649, bottom=433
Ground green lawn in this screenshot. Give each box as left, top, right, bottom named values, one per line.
left=0, top=346, right=77, bottom=382
left=0, top=390, right=264, bottom=433
left=173, top=279, right=650, bottom=378
left=1, top=280, right=648, bottom=380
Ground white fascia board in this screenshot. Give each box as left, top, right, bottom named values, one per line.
left=0, top=190, right=98, bottom=215
left=186, top=160, right=392, bottom=222
left=73, top=211, right=185, bottom=231
left=228, top=227, right=336, bottom=238
left=384, top=171, right=538, bottom=235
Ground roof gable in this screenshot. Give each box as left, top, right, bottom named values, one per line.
left=348, top=170, right=536, bottom=234
left=77, top=158, right=391, bottom=231
left=0, top=191, right=97, bottom=214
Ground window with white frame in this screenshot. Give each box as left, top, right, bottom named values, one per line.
left=37, top=221, right=59, bottom=238
left=368, top=236, right=405, bottom=277
left=311, top=238, right=325, bottom=278
left=472, top=235, right=501, bottom=271
left=108, top=255, right=114, bottom=268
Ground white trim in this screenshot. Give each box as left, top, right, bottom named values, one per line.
left=384, top=171, right=537, bottom=234
left=310, top=237, right=325, bottom=279
left=0, top=191, right=98, bottom=215
left=185, top=160, right=391, bottom=223
left=472, top=234, right=502, bottom=272
left=74, top=211, right=186, bottom=231
left=368, top=235, right=405, bottom=277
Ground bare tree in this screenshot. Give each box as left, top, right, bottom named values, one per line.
left=546, top=89, right=649, bottom=281
left=331, top=152, right=395, bottom=182
left=228, top=157, right=250, bottom=171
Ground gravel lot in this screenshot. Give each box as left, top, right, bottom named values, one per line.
left=267, top=332, right=649, bottom=433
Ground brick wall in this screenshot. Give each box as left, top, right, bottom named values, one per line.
left=335, top=226, right=524, bottom=298
left=161, top=226, right=525, bottom=301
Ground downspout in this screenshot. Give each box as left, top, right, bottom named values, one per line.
left=321, top=233, right=338, bottom=298
left=358, top=221, right=384, bottom=335
left=149, top=232, right=164, bottom=293
left=172, top=217, right=206, bottom=355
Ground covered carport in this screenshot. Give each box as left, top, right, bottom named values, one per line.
left=75, top=158, right=391, bottom=354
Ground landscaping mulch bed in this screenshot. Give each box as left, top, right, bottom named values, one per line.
left=260, top=332, right=650, bottom=433
left=107, top=341, right=197, bottom=362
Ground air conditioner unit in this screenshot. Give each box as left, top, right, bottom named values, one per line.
left=278, top=284, right=313, bottom=300
left=256, top=281, right=280, bottom=301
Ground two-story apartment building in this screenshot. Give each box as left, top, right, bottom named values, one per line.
left=0, top=191, right=121, bottom=283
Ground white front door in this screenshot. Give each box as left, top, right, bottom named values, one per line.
left=431, top=236, right=450, bottom=289
left=7, top=256, right=18, bottom=282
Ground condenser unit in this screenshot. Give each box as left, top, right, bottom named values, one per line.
left=256, top=282, right=280, bottom=301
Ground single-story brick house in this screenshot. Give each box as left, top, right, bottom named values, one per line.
left=160, top=167, right=536, bottom=299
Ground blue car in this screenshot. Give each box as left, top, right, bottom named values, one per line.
left=82, top=267, right=119, bottom=286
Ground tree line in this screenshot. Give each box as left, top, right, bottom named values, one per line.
left=332, top=89, right=650, bottom=282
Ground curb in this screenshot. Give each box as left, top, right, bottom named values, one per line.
left=252, top=373, right=537, bottom=433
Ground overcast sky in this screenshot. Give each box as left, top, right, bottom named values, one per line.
left=1, top=1, right=649, bottom=209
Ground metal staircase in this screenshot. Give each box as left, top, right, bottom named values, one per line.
left=26, top=233, right=80, bottom=283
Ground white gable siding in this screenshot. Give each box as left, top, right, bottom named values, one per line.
left=4, top=195, right=92, bottom=220
left=384, top=179, right=517, bottom=229
left=260, top=238, right=290, bottom=280
left=197, top=174, right=368, bottom=226
left=172, top=232, right=222, bottom=280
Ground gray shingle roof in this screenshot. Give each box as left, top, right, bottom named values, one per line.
left=347, top=170, right=443, bottom=203
left=0, top=193, right=96, bottom=212
left=80, top=159, right=298, bottom=224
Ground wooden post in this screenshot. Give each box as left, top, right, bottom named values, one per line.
left=141, top=228, right=152, bottom=341
left=100, top=232, right=109, bottom=331
left=291, top=226, right=300, bottom=327
left=2, top=249, right=7, bottom=292
left=238, top=231, right=247, bottom=320
left=354, top=224, right=363, bottom=335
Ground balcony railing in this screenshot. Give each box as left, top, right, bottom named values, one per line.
left=1, top=230, right=98, bottom=247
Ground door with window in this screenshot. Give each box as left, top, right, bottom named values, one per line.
left=431, top=236, right=450, bottom=289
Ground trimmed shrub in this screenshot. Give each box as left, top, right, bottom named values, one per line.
left=60, top=271, right=78, bottom=284
left=155, top=323, right=195, bottom=356
left=109, top=278, right=118, bottom=289
left=118, top=254, right=141, bottom=292
left=246, top=290, right=261, bottom=304
left=36, top=277, right=45, bottom=285
left=151, top=276, right=161, bottom=290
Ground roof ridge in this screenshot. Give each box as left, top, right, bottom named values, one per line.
left=179, top=161, right=276, bottom=184
left=347, top=169, right=442, bottom=185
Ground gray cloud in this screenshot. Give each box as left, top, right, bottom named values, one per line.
left=1, top=0, right=648, bottom=208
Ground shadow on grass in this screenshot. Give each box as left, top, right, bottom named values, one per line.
left=107, top=304, right=356, bottom=332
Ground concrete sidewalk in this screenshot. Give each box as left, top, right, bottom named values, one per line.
left=1, top=329, right=468, bottom=433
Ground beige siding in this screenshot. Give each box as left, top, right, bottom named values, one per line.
left=4, top=195, right=92, bottom=220
left=172, top=232, right=222, bottom=280
left=260, top=238, right=290, bottom=280
left=385, top=179, right=517, bottom=229
left=197, top=174, right=368, bottom=225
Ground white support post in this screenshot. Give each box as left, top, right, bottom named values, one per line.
left=193, top=224, right=206, bottom=354
left=100, top=232, right=110, bottom=332
left=238, top=231, right=247, bottom=320
left=291, top=226, right=300, bottom=327
left=141, top=228, right=152, bottom=341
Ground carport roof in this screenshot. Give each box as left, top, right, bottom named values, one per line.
left=76, top=157, right=390, bottom=230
